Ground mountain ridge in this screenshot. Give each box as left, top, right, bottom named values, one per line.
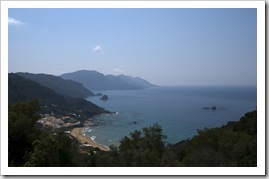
left=16, top=72, right=95, bottom=98
left=60, top=70, right=158, bottom=91
left=9, top=73, right=110, bottom=118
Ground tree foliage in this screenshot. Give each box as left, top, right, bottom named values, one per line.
left=170, top=110, right=257, bottom=167
left=117, top=123, right=167, bottom=167
left=8, top=100, right=40, bottom=166
left=24, top=131, right=77, bottom=167
left=8, top=100, right=78, bottom=167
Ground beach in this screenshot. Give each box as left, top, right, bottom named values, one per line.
left=70, top=127, right=110, bottom=151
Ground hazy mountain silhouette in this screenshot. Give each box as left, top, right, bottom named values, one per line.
left=9, top=73, right=110, bottom=116
left=16, top=72, right=95, bottom=98
left=60, top=70, right=158, bottom=91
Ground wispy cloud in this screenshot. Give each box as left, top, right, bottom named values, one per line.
left=92, top=45, right=104, bottom=54
left=113, top=65, right=124, bottom=73
left=113, top=68, right=124, bottom=73
left=8, top=17, right=27, bottom=26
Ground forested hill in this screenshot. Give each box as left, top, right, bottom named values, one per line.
left=16, top=72, right=95, bottom=98
left=60, top=70, right=158, bottom=91
left=9, top=73, right=66, bottom=105
left=169, top=110, right=257, bottom=167
left=9, top=73, right=110, bottom=117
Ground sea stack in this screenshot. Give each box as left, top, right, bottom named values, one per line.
left=100, top=95, right=108, bottom=101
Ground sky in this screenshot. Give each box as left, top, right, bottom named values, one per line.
left=8, top=8, right=257, bottom=86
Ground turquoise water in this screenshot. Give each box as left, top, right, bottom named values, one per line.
left=85, top=86, right=257, bottom=147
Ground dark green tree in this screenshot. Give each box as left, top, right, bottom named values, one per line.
left=175, top=111, right=257, bottom=167
left=118, top=123, right=167, bottom=167
left=9, top=100, right=79, bottom=167
left=24, top=131, right=77, bottom=167
left=8, top=100, right=40, bottom=166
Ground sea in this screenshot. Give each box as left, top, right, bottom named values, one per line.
left=85, top=86, right=257, bottom=147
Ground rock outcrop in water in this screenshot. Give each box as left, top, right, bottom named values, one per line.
left=203, top=106, right=225, bottom=110
left=100, top=95, right=108, bottom=101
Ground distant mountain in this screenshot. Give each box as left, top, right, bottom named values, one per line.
left=9, top=73, right=110, bottom=117
left=16, top=72, right=95, bottom=98
left=117, top=74, right=158, bottom=88
left=60, top=70, right=158, bottom=91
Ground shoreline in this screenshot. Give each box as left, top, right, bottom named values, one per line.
left=70, top=127, right=110, bottom=151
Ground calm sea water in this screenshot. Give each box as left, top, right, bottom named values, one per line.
left=85, top=86, right=256, bottom=147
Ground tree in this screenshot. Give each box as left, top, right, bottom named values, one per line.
left=9, top=100, right=79, bottom=167
left=24, top=131, right=77, bottom=167
left=8, top=100, right=40, bottom=166
left=118, top=123, right=167, bottom=167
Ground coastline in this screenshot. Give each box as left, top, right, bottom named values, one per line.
left=70, top=127, right=110, bottom=151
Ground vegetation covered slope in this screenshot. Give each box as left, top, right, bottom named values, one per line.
left=9, top=100, right=79, bottom=166
left=16, top=72, right=95, bottom=98
left=8, top=98, right=256, bottom=167
left=9, top=73, right=66, bottom=105
left=169, top=110, right=257, bottom=167
left=9, top=73, right=110, bottom=118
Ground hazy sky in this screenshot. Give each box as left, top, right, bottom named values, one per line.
left=8, top=8, right=257, bottom=86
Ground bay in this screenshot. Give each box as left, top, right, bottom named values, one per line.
left=85, top=86, right=257, bottom=147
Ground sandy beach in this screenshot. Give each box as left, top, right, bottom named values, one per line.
left=70, top=127, right=110, bottom=151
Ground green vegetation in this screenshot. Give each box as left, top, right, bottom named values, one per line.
left=9, top=73, right=111, bottom=121
left=8, top=100, right=257, bottom=167
left=9, top=100, right=41, bottom=166
left=9, top=100, right=79, bottom=167
left=16, top=72, right=95, bottom=98
left=169, top=110, right=257, bottom=167
left=9, top=73, right=66, bottom=106
left=65, top=118, right=77, bottom=123
left=24, top=131, right=78, bottom=167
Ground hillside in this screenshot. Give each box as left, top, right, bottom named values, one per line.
left=60, top=70, right=157, bottom=91
left=16, top=72, right=95, bottom=98
left=9, top=73, right=66, bottom=105
left=9, top=73, right=110, bottom=118
left=169, top=110, right=257, bottom=167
